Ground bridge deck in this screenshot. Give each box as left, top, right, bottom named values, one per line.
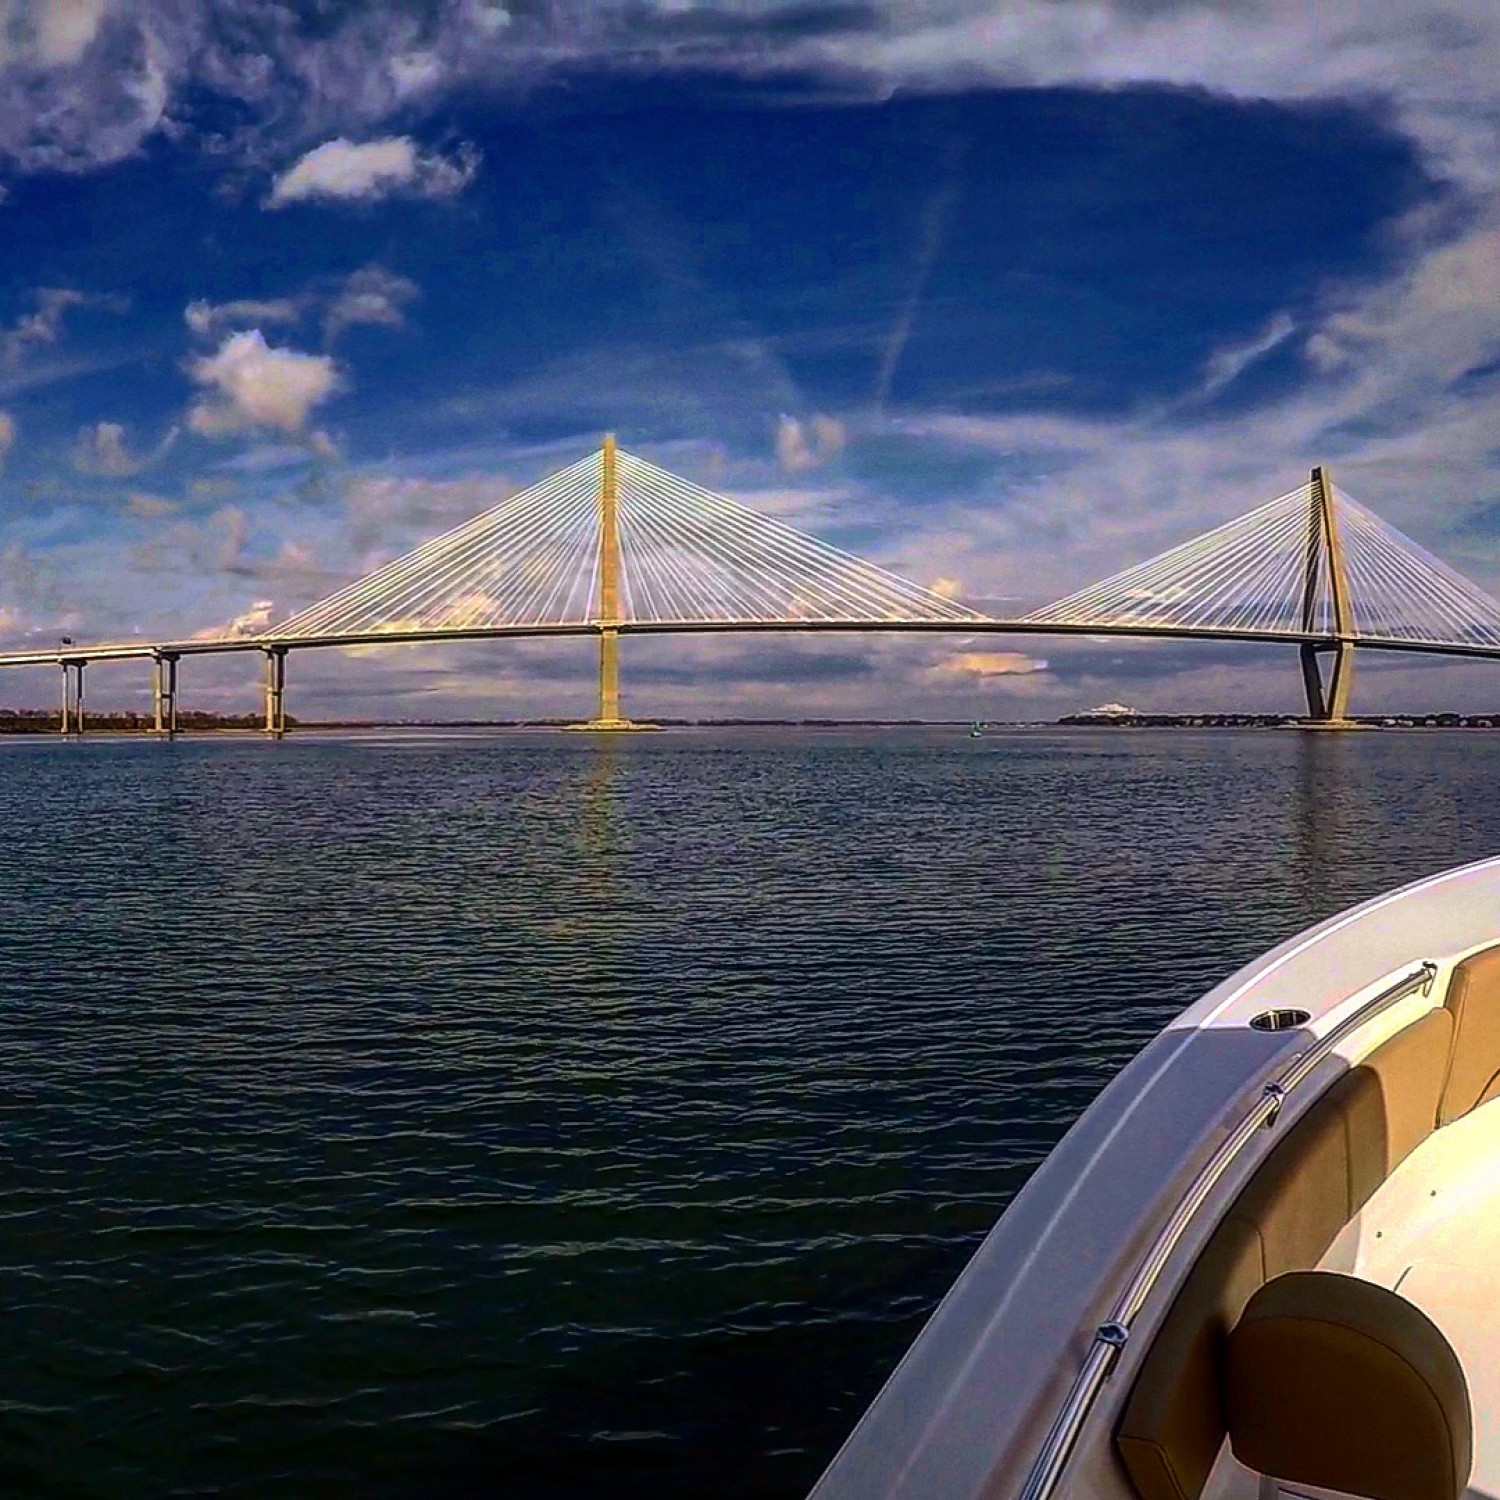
left=4, top=618, right=1500, bottom=671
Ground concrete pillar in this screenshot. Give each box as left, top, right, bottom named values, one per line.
left=59, top=661, right=86, bottom=735
left=1325, top=640, right=1355, bottom=721
left=152, top=653, right=179, bottom=738
left=1299, top=643, right=1326, bottom=721
left=262, top=646, right=287, bottom=738
left=598, top=627, right=621, bottom=725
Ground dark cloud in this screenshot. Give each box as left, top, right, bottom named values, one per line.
left=627, top=636, right=881, bottom=686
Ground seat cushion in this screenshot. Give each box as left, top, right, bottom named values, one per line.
left=1115, top=1217, right=1262, bottom=1499
left=1345, top=1006, right=1454, bottom=1203
left=1225, top=1270, right=1471, bottom=1500
left=1440, top=944, right=1500, bottom=1126
left=1116, top=1008, right=1451, bottom=1500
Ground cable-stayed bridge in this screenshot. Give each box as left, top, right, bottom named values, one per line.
left=6, top=436, right=1500, bottom=735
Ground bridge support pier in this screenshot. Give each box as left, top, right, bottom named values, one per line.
left=59, top=660, right=85, bottom=736
left=1299, top=641, right=1355, bottom=724
left=152, top=652, right=179, bottom=738
left=262, top=646, right=287, bottom=738
left=599, top=626, right=621, bottom=724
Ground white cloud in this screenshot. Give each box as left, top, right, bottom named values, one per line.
left=0, top=1, right=1493, bottom=204
left=776, top=414, right=847, bottom=473
left=1199, top=311, right=1297, bottom=398
left=196, top=597, right=274, bottom=640
left=185, top=296, right=304, bottom=340
left=125, top=490, right=175, bottom=518
left=73, top=418, right=137, bottom=475
left=932, top=650, right=1049, bottom=678
left=184, top=266, right=418, bottom=347
left=28, top=0, right=113, bottom=66
left=267, top=135, right=477, bottom=208
left=322, top=264, right=419, bottom=341
left=0, top=409, right=13, bottom=465
left=187, top=330, right=341, bottom=437
left=214, top=442, right=319, bottom=473
left=0, top=286, right=121, bottom=366
left=131, top=503, right=249, bottom=582
left=0, top=2, right=163, bottom=171
left=0, top=0, right=113, bottom=69
left=466, top=2, right=512, bottom=37
left=72, top=419, right=176, bottom=476
left=389, top=50, right=444, bottom=99
left=344, top=472, right=516, bottom=556
left=215, top=505, right=249, bottom=570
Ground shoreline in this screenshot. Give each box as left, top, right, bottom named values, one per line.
left=6, top=713, right=1500, bottom=735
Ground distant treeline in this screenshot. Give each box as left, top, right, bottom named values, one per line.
left=0, top=709, right=299, bottom=733
left=0, top=712, right=967, bottom=734
left=1059, top=711, right=1500, bottom=728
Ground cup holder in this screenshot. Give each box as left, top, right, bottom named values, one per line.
left=1249, top=1008, right=1312, bottom=1032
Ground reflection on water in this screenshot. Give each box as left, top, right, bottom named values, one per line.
left=0, top=727, right=1496, bottom=1499
left=1295, top=731, right=1347, bottom=908
left=574, top=733, right=623, bottom=886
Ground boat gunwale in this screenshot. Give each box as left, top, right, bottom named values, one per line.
left=807, top=853, right=1500, bottom=1500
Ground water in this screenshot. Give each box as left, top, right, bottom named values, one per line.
left=0, top=727, right=1497, bottom=1498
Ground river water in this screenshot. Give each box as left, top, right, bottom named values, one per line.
left=0, top=727, right=1496, bottom=1498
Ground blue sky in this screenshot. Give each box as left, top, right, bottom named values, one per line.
left=2, top=1, right=1500, bottom=720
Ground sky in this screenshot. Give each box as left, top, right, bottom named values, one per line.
left=3, top=0, right=1500, bottom=721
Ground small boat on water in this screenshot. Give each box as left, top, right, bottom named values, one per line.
left=811, top=855, right=1500, bottom=1500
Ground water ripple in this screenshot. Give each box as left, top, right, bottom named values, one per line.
left=0, top=727, right=1496, bottom=1497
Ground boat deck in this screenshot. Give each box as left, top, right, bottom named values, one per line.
left=1338, top=1094, right=1500, bottom=1499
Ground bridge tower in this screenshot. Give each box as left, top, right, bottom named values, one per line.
left=571, top=432, right=657, bottom=732
left=1299, top=464, right=1356, bottom=726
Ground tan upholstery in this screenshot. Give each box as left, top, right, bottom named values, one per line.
left=1116, top=1008, right=1452, bottom=1500
left=1347, top=1005, right=1455, bottom=1203
left=1225, top=1270, right=1471, bottom=1500
left=1114, top=1217, right=1263, bottom=1499
left=1440, top=943, right=1500, bottom=1126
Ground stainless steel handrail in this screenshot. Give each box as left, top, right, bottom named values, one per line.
left=1017, top=959, right=1439, bottom=1500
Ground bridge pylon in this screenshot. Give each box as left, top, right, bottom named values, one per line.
left=569, top=433, right=658, bottom=733
left=1298, top=464, right=1358, bottom=727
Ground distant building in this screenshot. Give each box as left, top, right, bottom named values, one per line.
left=1061, top=702, right=1142, bottom=726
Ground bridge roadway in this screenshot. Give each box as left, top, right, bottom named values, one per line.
left=4, top=618, right=1500, bottom=670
